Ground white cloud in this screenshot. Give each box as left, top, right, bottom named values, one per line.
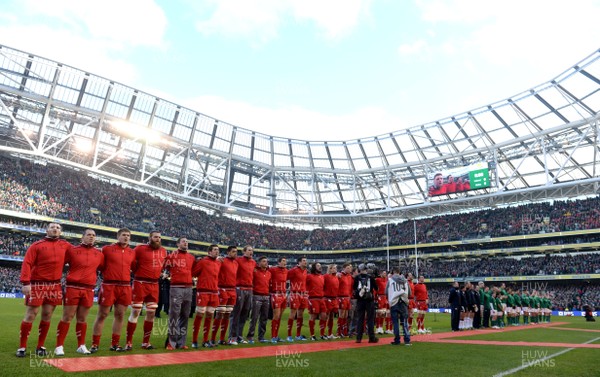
left=412, top=0, right=600, bottom=75
left=183, top=95, right=406, bottom=141
left=416, top=0, right=494, bottom=23
left=0, top=25, right=138, bottom=84
left=1, top=0, right=167, bottom=84
left=23, top=0, right=168, bottom=48
left=290, top=0, right=372, bottom=40
left=194, top=0, right=372, bottom=44
left=398, top=39, right=429, bottom=56
left=195, top=0, right=285, bottom=45
left=400, top=0, right=600, bottom=117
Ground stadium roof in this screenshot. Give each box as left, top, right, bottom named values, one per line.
left=0, top=44, right=599, bottom=227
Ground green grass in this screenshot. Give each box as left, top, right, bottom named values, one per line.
left=1, top=298, right=599, bottom=376
left=454, top=327, right=600, bottom=344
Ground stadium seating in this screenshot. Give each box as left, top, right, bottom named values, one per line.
left=1, top=156, right=600, bottom=250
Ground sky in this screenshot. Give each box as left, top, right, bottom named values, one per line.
left=1, top=0, right=599, bottom=142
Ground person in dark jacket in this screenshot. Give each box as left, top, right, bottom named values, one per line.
left=448, top=281, right=460, bottom=331
left=353, top=263, right=379, bottom=343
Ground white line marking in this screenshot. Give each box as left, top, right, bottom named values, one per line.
left=492, top=336, right=600, bottom=377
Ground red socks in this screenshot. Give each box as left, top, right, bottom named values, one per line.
left=192, top=315, right=203, bottom=343
left=111, top=333, right=120, bottom=347
left=92, top=334, right=101, bottom=347
left=56, top=320, right=70, bottom=347
left=126, top=321, right=137, bottom=344
left=211, top=317, right=222, bottom=342
left=19, top=321, right=33, bottom=349
left=203, top=314, right=213, bottom=343
left=142, top=320, right=153, bottom=345
left=76, top=322, right=87, bottom=347
left=37, top=320, right=50, bottom=349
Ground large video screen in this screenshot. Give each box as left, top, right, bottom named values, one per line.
left=427, top=162, right=490, bottom=197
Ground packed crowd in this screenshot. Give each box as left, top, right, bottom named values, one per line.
left=0, top=234, right=36, bottom=256
left=1, top=156, right=600, bottom=250
left=419, top=253, right=600, bottom=278
left=0, top=266, right=21, bottom=293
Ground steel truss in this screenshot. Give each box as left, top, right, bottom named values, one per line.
left=0, top=45, right=599, bottom=227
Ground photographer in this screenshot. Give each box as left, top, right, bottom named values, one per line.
left=386, top=268, right=411, bottom=346
left=353, top=263, right=378, bottom=343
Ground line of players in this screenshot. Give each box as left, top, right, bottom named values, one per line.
left=16, top=224, right=430, bottom=357
left=450, top=281, right=553, bottom=332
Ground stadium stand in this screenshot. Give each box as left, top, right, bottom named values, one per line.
left=1, top=155, right=600, bottom=251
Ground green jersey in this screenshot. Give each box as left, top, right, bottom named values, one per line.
left=495, top=297, right=503, bottom=310
left=514, top=294, right=522, bottom=307
left=506, top=294, right=515, bottom=307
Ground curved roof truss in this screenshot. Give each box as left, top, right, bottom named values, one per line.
left=0, top=44, right=599, bottom=227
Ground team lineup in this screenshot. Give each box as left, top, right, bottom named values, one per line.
left=16, top=224, right=435, bottom=357
left=16, top=223, right=557, bottom=358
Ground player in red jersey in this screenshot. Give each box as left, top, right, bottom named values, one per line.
left=54, top=229, right=104, bottom=356
left=212, top=245, right=238, bottom=346
left=414, top=275, right=429, bottom=333
left=164, top=237, right=196, bottom=350
left=444, top=174, right=457, bottom=193
left=247, top=256, right=272, bottom=343
left=229, top=245, right=256, bottom=344
left=375, top=270, right=391, bottom=334
left=125, top=231, right=167, bottom=350
left=286, top=257, right=308, bottom=341
left=406, top=272, right=416, bottom=332
left=323, top=264, right=340, bottom=339
left=90, top=228, right=135, bottom=353
left=191, top=244, right=221, bottom=348
left=269, top=257, right=288, bottom=343
left=337, top=262, right=353, bottom=337
left=17, top=222, right=72, bottom=358
left=306, top=262, right=327, bottom=340
left=429, top=173, right=447, bottom=196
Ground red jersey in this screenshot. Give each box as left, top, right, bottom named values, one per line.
left=269, top=266, right=288, bottom=293
left=193, top=256, right=220, bottom=292
left=306, top=273, right=324, bottom=298
left=100, top=243, right=135, bottom=283
left=219, top=257, right=239, bottom=288
left=414, top=282, right=428, bottom=301
left=253, top=267, right=271, bottom=296
left=133, top=244, right=167, bottom=281
left=164, top=249, right=195, bottom=287
left=65, top=244, right=104, bottom=288
left=429, top=185, right=446, bottom=196
left=323, top=273, right=339, bottom=298
left=236, top=256, right=257, bottom=288
left=338, top=272, right=353, bottom=297
left=20, top=237, right=71, bottom=285
left=287, top=266, right=307, bottom=293
left=445, top=182, right=457, bottom=193
left=407, top=279, right=415, bottom=299
left=375, top=277, right=388, bottom=296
